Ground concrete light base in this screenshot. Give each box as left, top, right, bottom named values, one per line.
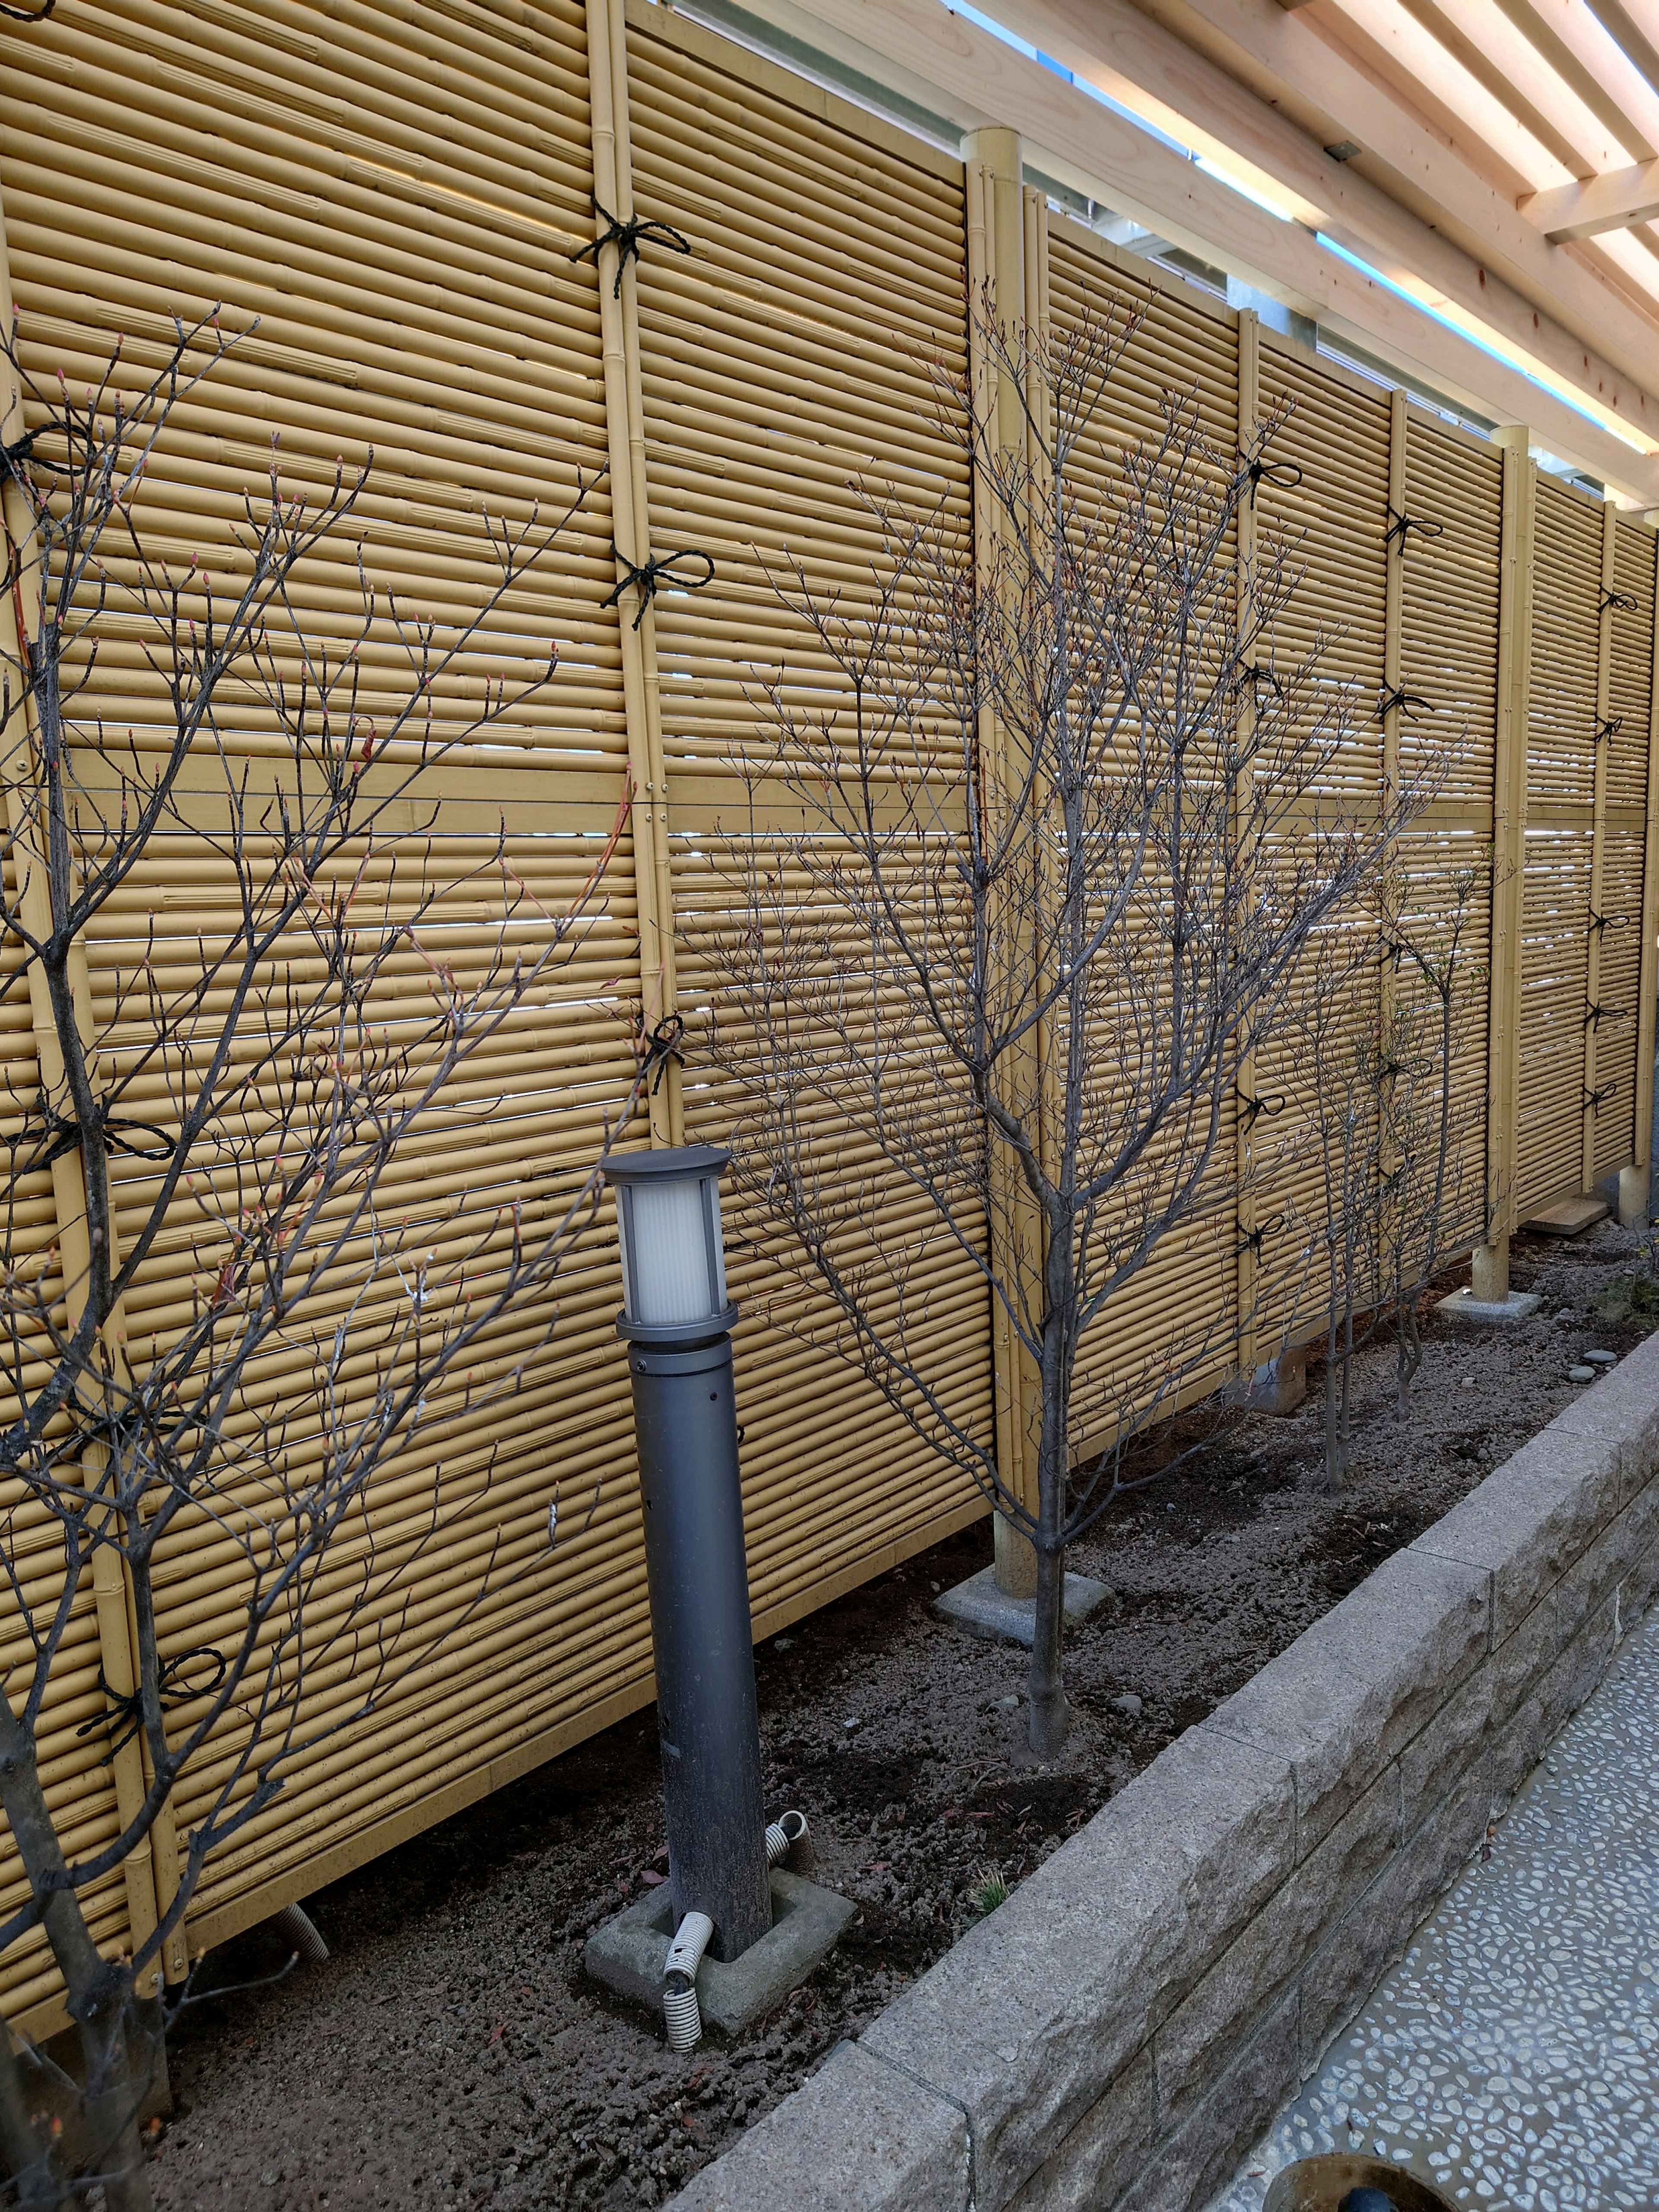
left=1436, top=1287, right=1543, bottom=1327
left=934, top=1564, right=1114, bottom=1646
left=584, top=1869, right=856, bottom=2037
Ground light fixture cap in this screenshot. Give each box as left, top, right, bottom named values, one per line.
left=602, top=1144, right=736, bottom=1341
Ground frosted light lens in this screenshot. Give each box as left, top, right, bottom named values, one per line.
left=626, top=1176, right=720, bottom=1325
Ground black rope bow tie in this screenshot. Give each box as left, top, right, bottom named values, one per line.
left=1243, top=458, right=1302, bottom=506
left=1377, top=686, right=1432, bottom=722
left=571, top=202, right=693, bottom=297
left=1385, top=505, right=1444, bottom=553
left=79, top=1646, right=227, bottom=1762
left=639, top=1013, right=686, bottom=1096
left=602, top=544, right=715, bottom=630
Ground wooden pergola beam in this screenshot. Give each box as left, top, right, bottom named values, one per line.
left=1524, top=160, right=1659, bottom=242
left=1120, top=0, right=1659, bottom=428
left=744, top=0, right=1659, bottom=500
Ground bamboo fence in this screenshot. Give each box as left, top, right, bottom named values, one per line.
left=0, top=0, right=1652, bottom=2035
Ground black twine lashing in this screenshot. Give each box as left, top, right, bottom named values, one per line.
left=1595, top=715, right=1623, bottom=745
left=1585, top=1003, right=1627, bottom=1031
left=1385, top=505, right=1444, bottom=553
left=78, top=1646, right=226, bottom=1763
left=1237, top=661, right=1281, bottom=698
left=639, top=1013, right=685, bottom=1097
left=1601, top=588, right=1639, bottom=615
left=1589, top=909, right=1629, bottom=936
left=1234, top=1211, right=1285, bottom=1258
left=1377, top=686, right=1432, bottom=722
left=570, top=201, right=692, bottom=298
left=0, top=0, right=56, bottom=22
left=1584, top=1081, right=1618, bottom=1115
left=1244, top=458, right=1302, bottom=506
left=602, top=543, right=715, bottom=631
left=1236, top=1087, right=1285, bottom=1130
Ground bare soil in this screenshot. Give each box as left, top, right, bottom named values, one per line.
left=148, top=1220, right=1659, bottom=2212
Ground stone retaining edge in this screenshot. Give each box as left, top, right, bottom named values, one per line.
left=667, top=1330, right=1659, bottom=2212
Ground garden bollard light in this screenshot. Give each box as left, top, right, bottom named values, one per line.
left=602, top=1145, right=771, bottom=1961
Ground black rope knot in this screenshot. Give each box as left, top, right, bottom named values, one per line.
left=1234, top=1211, right=1285, bottom=1258
left=1585, top=1003, right=1626, bottom=1031
left=1385, top=505, right=1444, bottom=553
left=1601, top=587, right=1638, bottom=615
left=1243, top=458, right=1302, bottom=507
left=1595, top=715, right=1623, bottom=745
left=1588, top=909, right=1628, bottom=937
left=1235, top=660, right=1282, bottom=698
left=1377, top=686, right=1433, bottom=722
left=1584, top=1081, right=1618, bottom=1116
left=571, top=201, right=693, bottom=298
left=1236, top=1087, right=1285, bottom=1130
left=639, top=1013, right=685, bottom=1096
left=78, top=1646, right=226, bottom=1762
left=602, top=543, right=715, bottom=630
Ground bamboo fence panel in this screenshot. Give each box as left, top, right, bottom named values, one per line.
left=625, top=4, right=991, bottom=1601
left=1395, top=410, right=1502, bottom=1251
left=1597, top=517, right=1659, bottom=1177
left=0, top=0, right=654, bottom=2024
left=0, top=0, right=1649, bottom=2040
left=1245, top=341, right=1390, bottom=1348
left=1046, top=224, right=1244, bottom=1430
left=1516, top=480, right=1604, bottom=1214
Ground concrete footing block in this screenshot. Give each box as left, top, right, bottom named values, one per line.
left=1224, top=1344, right=1308, bottom=1415
left=584, top=1869, right=856, bottom=2036
left=934, top=1564, right=1114, bottom=1646
left=1524, top=1193, right=1608, bottom=1237
left=1435, top=1287, right=1542, bottom=1326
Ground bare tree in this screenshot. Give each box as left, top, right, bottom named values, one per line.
left=0, top=322, right=629, bottom=2207
left=1291, top=918, right=1387, bottom=1491
left=1376, top=846, right=1486, bottom=1413
left=695, top=301, right=1435, bottom=1760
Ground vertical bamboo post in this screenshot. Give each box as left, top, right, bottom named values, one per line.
left=1583, top=502, right=1617, bottom=1198
left=1233, top=310, right=1260, bottom=1380
left=0, top=200, right=182, bottom=1994
left=1626, top=522, right=1659, bottom=1229
left=964, top=127, right=1040, bottom=1599
left=1379, top=388, right=1407, bottom=1217
left=1473, top=427, right=1534, bottom=1301
left=588, top=0, right=682, bottom=1147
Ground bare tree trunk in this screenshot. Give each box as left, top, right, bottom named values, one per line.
left=1027, top=1537, right=1069, bottom=1759
left=0, top=2030, right=67, bottom=2212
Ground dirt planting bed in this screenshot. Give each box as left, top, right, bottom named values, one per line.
left=149, top=1221, right=1659, bottom=2212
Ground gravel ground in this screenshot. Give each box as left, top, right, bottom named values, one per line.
left=149, top=1220, right=1659, bottom=2212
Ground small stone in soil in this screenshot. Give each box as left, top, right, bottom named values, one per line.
left=1112, top=1693, right=1144, bottom=1717
left=1568, top=1364, right=1596, bottom=1382
left=1585, top=1349, right=1618, bottom=1366
left=995, top=1693, right=1020, bottom=1711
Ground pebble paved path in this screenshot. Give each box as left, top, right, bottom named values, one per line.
left=1212, top=1605, right=1659, bottom=2212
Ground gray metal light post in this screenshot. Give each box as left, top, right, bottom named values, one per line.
left=603, top=1144, right=771, bottom=1961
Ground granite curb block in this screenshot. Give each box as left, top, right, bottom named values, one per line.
left=666, top=1330, right=1659, bottom=2212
